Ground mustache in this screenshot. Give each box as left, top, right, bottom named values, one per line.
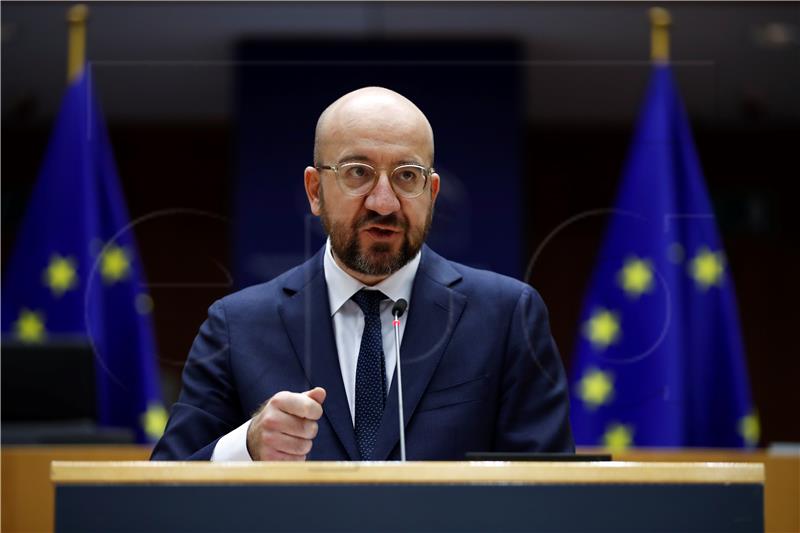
left=355, top=212, right=408, bottom=231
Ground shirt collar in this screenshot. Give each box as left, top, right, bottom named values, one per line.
left=323, top=238, right=421, bottom=316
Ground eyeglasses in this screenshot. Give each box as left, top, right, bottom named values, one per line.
left=315, top=162, right=434, bottom=199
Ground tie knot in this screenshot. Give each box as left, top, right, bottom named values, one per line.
left=351, top=289, right=386, bottom=317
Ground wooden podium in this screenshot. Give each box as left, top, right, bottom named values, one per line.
left=51, top=461, right=764, bottom=532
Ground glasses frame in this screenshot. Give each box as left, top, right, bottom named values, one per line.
left=315, top=162, right=435, bottom=199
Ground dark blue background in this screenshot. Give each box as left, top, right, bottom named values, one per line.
left=234, top=39, right=524, bottom=288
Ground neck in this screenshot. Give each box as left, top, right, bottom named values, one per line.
left=330, top=249, right=390, bottom=286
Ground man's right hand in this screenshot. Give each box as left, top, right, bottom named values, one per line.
left=246, top=387, right=326, bottom=461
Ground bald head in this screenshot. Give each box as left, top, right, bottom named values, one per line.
left=313, top=87, right=434, bottom=166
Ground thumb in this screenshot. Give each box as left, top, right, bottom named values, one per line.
left=304, top=387, right=327, bottom=405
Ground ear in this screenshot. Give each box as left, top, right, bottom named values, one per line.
left=304, top=166, right=322, bottom=216
left=429, top=172, right=441, bottom=205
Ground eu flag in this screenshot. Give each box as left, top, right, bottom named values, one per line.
left=1, top=69, right=166, bottom=443
left=569, top=65, right=757, bottom=449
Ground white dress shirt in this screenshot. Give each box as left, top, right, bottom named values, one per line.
left=211, top=239, right=420, bottom=461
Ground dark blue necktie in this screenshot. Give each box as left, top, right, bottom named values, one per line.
left=351, top=289, right=387, bottom=460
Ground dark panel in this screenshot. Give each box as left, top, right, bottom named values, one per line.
left=56, top=483, right=763, bottom=533
left=234, top=38, right=524, bottom=287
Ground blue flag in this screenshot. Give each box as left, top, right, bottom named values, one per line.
left=1, top=70, right=166, bottom=443
left=568, top=65, right=756, bottom=450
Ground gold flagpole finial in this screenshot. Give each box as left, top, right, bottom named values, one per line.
left=67, top=4, right=89, bottom=83
left=649, top=7, right=671, bottom=64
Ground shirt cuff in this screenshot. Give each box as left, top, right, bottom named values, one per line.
left=211, top=419, right=253, bottom=461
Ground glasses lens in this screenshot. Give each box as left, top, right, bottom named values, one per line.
left=391, top=165, right=426, bottom=197
left=338, top=163, right=376, bottom=195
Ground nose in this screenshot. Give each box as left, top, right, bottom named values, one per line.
left=364, top=171, right=401, bottom=215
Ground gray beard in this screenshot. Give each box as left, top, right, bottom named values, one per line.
left=320, top=210, right=431, bottom=277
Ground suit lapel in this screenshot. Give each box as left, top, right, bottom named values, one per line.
left=371, top=246, right=466, bottom=460
left=277, top=249, right=359, bottom=460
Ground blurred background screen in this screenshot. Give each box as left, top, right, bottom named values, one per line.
left=234, top=38, right=523, bottom=286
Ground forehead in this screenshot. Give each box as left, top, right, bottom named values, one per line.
left=319, top=100, right=433, bottom=164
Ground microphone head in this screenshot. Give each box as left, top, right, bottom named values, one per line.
left=392, top=299, right=408, bottom=318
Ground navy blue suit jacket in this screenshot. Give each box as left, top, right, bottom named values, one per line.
left=151, top=246, right=573, bottom=460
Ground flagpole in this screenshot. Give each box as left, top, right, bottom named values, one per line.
left=649, top=7, right=671, bottom=64
left=67, top=4, right=88, bottom=83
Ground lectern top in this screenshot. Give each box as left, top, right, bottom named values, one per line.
left=50, top=461, right=764, bottom=485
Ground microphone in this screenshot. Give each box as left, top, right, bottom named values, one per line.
left=391, top=299, right=408, bottom=461
left=391, top=299, right=407, bottom=319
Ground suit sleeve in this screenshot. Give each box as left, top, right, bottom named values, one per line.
left=493, top=287, right=575, bottom=453
left=151, top=300, right=245, bottom=460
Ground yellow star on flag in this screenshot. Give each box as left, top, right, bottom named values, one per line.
left=617, top=256, right=654, bottom=298
left=141, top=403, right=168, bottom=441
left=100, top=244, right=131, bottom=284
left=576, top=367, right=614, bottom=409
left=738, top=411, right=760, bottom=447
left=689, top=247, right=725, bottom=290
left=13, top=309, right=46, bottom=343
left=43, top=254, right=78, bottom=297
left=602, top=423, right=634, bottom=452
left=583, top=308, right=621, bottom=350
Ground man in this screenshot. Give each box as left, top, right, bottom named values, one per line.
left=152, top=87, right=573, bottom=461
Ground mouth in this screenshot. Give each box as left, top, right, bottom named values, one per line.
left=362, top=225, right=401, bottom=240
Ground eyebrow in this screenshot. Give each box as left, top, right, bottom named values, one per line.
left=337, top=154, right=372, bottom=164
left=338, top=154, right=425, bottom=167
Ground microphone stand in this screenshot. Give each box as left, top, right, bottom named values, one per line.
left=392, top=299, right=408, bottom=462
